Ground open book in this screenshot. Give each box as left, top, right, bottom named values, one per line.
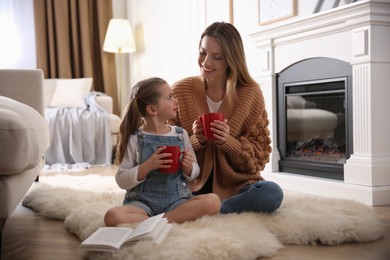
left=80, top=213, right=173, bottom=251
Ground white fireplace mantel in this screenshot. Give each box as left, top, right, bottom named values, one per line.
left=250, top=0, right=390, bottom=206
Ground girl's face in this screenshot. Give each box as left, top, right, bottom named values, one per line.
left=155, top=83, right=178, bottom=121
left=198, top=36, right=228, bottom=81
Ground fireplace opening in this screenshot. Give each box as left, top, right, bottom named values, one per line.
left=277, top=58, right=353, bottom=180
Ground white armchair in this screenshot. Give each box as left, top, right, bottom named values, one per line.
left=43, top=78, right=121, bottom=166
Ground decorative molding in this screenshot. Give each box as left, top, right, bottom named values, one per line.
left=352, top=64, right=371, bottom=154
left=353, top=28, right=369, bottom=57
left=251, top=0, right=390, bottom=49
left=260, top=49, right=271, bottom=72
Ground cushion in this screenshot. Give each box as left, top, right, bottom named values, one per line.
left=49, top=78, right=92, bottom=108
left=0, top=97, right=50, bottom=175
left=43, top=79, right=58, bottom=107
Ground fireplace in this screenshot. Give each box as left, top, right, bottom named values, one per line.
left=277, top=57, right=352, bottom=180
left=250, top=0, right=390, bottom=206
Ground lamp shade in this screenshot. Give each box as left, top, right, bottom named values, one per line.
left=103, top=18, right=136, bottom=53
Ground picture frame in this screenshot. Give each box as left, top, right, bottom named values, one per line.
left=258, top=0, right=297, bottom=25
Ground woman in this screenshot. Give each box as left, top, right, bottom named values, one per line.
left=171, top=22, right=283, bottom=214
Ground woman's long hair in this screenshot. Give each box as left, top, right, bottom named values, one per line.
left=115, top=77, right=167, bottom=164
left=200, top=22, right=258, bottom=103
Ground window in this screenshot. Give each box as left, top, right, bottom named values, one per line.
left=0, top=0, right=36, bottom=69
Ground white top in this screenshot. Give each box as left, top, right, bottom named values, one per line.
left=115, top=126, right=200, bottom=190
left=206, top=95, right=222, bottom=113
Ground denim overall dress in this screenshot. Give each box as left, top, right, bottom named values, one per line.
left=123, top=127, right=193, bottom=216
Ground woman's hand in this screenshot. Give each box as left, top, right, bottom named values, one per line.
left=210, top=119, right=230, bottom=145
left=180, top=148, right=194, bottom=176
left=192, top=116, right=207, bottom=145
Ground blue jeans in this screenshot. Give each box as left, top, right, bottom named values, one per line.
left=220, top=181, right=283, bottom=214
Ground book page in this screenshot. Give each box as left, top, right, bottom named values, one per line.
left=146, top=219, right=168, bottom=239
left=127, top=213, right=164, bottom=240
left=123, top=218, right=168, bottom=246
left=154, top=223, right=173, bottom=244
left=80, top=213, right=171, bottom=251
left=81, top=227, right=133, bottom=250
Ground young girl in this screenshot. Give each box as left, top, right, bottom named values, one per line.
left=104, top=77, right=221, bottom=226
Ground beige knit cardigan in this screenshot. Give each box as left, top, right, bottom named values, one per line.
left=171, top=76, right=272, bottom=200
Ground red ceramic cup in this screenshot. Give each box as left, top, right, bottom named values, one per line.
left=201, top=112, right=224, bottom=140
left=159, top=146, right=182, bottom=173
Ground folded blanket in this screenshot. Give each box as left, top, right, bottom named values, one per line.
left=45, top=92, right=112, bottom=166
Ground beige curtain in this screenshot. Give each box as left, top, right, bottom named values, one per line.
left=34, top=0, right=119, bottom=115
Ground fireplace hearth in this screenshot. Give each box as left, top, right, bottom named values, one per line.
left=277, top=57, right=352, bottom=180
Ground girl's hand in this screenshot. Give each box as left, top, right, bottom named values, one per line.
left=210, top=119, right=229, bottom=145
left=180, top=148, right=194, bottom=176
left=192, top=116, right=206, bottom=145
left=139, top=146, right=173, bottom=177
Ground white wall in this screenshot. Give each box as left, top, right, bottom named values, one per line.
left=115, top=0, right=205, bottom=102
left=0, top=0, right=362, bottom=79
left=130, top=0, right=202, bottom=82
left=116, top=0, right=360, bottom=95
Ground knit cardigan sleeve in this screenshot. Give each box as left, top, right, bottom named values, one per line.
left=171, top=76, right=206, bottom=151
left=218, top=85, right=272, bottom=174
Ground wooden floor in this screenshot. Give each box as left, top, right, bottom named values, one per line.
left=1, top=166, right=389, bottom=260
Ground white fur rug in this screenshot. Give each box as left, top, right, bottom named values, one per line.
left=22, top=174, right=384, bottom=260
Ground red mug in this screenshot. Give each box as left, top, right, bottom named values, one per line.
left=159, top=146, right=182, bottom=173
left=201, top=112, right=224, bottom=140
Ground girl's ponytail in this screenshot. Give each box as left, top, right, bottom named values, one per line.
left=115, top=77, right=167, bottom=164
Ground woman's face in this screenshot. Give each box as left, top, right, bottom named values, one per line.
left=198, top=36, right=228, bottom=81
